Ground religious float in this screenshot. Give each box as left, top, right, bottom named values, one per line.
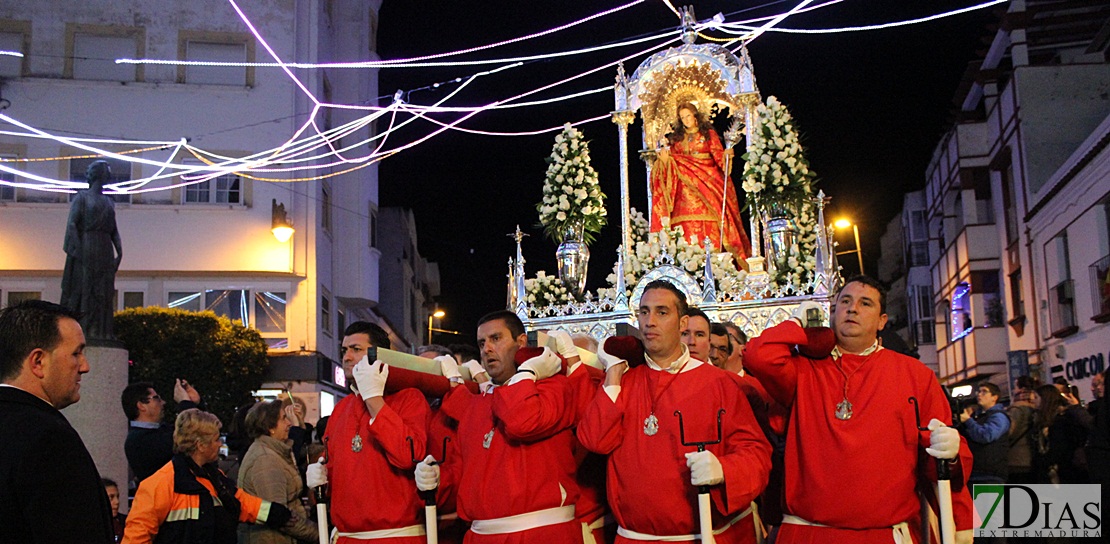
left=510, top=8, right=844, bottom=340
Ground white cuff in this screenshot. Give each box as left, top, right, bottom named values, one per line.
left=603, top=384, right=621, bottom=402
left=505, top=371, right=536, bottom=386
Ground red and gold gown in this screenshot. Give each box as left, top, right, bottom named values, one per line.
left=651, top=128, right=751, bottom=261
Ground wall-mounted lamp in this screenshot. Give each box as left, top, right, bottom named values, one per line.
left=272, top=198, right=294, bottom=242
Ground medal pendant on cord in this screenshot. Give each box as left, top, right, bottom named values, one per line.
left=482, top=429, right=494, bottom=449
left=835, top=399, right=853, bottom=420
left=643, top=413, right=659, bottom=436
left=351, top=433, right=363, bottom=452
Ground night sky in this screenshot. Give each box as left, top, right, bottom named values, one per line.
left=375, top=1, right=997, bottom=343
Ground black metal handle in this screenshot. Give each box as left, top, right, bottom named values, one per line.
left=407, top=436, right=451, bottom=506
left=675, top=409, right=725, bottom=494
left=909, top=396, right=951, bottom=481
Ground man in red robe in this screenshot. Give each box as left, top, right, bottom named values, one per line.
left=578, top=280, right=772, bottom=543
left=416, top=310, right=582, bottom=543
left=744, top=276, right=973, bottom=544
left=306, top=321, right=431, bottom=543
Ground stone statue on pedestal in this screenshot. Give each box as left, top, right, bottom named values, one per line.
left=61, top=160, right=122, bottom=341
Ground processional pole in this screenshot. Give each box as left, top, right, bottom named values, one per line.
left=613, top=63, right=635, bottom=295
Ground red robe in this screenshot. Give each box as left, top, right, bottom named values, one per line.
left=440, top=375, right=582, bottom=544
left=744, top=321, right=974, bottom=544
left=428, top=405, right=466, bottom=543
left=568, top=362, right=610, bottom=543
left=650, top=129, right=750, bottom=259
left=324, top=389, right=430, bottom=544
left=735, top=371, right=788, bottom=527
left=577, top=354, right=771, bottom=544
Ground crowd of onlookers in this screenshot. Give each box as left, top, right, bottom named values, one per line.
left=956, top=371, right=1106, bottom=488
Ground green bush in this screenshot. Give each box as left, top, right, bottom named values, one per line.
left=115, top=307, right=270, bottom=425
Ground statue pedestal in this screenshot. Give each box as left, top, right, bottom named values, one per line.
left=62, top=344, right=129, bottom=505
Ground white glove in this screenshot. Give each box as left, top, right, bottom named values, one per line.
left=518, top=347, right=561, bottom=380
left=548, top=330, right=579, bottom=360
left=597, top=337, right=628, bottom=372
left=926, top=418, right=960, bottom=460
left=478, top=380, right=496, bottom=394
left=685, top=450, right=724, bottom=486
left=792, top=300, right=824, bottom=327
left=436, top=355, right=462, bottom=381
left=462, top=359, right=489, bottom=382
left=353, top=357, right=388, bottom=400
left=415, top=454, right=440, bottom=491
left=306, top=460, right=328, bottom=488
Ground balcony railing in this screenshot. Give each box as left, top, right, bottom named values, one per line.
left=913, top=319, right=935, bottom=345
left=1049, top=279, right=1078, bottom=337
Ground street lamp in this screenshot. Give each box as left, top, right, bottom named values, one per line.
left=271, top=199, right=294, bottom=242
left=427, top=309, right=445, bottom=344
left=834, top=218, right=864, bottom=275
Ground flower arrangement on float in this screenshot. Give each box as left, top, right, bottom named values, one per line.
left=536, top=123, right=607, bottom=243
left=523, top=270, right=574, bottom=306
left=597, top=208, right=747, bottom=300
left=741, top=96, right=819, bottom=291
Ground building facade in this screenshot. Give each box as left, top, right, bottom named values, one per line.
left=922, top=0, right=1110, bottom=400
left=0, top=1, right=441, bottom=421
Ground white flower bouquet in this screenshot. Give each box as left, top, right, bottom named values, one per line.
left=537, top=124, right=607, bottom=243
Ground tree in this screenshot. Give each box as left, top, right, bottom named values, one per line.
left=115, top=307, right=270, bottom=425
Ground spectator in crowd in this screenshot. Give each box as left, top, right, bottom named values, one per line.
left=417, top=344, right=453, bottom=358
left=0, top=300, right=114, bottom=543
left=681, top=307, right=712, bottom=363
left=571, top=333, right=599, bottom=354
left=1086, top=370, right=1110, bottom=486
left=124, top=409, right=294, bottom=543
left=1006, top=376, right=1040, bottom=484
left=448, top=343, right=480, bottom=368
left=1033, top=384, right=1093, bottom=484
left=103, top=478, right=127, bottom=543
left=238, top=400, right=318, bottom=543
left=958, top=382, right=1011, bottom=484
left=121, top=379, right=201, bottom=483
left=1089, top=372, right=1104, bottom=417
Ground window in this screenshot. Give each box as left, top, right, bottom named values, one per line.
left=184, top=41, right=247, bottom=85
left=70, top=157, right=131, bottom=204
left=0, top=153, right=15, bottom=201
left=178, top=31, right=253, bottom=86
left=972, top=270, right=1003, bottom=327
left=321, top=183, right=333, bottom=234
left=999, top=159, right=1019, bottom=245
left=951, top=282, right=972, bottom=341
left=6, top=291, right=40, bottom=306
left=321, top=290, right=332, bottom=335
left=906, top=210, right=929, bottom=267
left=1047, top=232, right=1077, bottom=336
left=183, top=173, right=241, bottom=204
left=167, top=288, right=287, bottom=346
left=1009, top=269, right=1025, bottom=322
left=71, top=31, right=139, bottom=82
left=369, top=205, right=378, bottom=249
left=123, top=291, right=144, bottom=309
left=337, top=307, right=346, bottom=338
left=0, top=28, right=27, bottom=77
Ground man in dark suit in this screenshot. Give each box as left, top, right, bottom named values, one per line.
left=0, top=300, right=114, bottom=543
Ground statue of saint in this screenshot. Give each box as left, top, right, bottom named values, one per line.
left=650, top=102, right=751, bottom=262
left=61, top=160, right=123, bottom=340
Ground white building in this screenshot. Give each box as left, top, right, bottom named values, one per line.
left=923, top=0, right=1110, bottom=399
left=0, top=1, right=445, bottom=420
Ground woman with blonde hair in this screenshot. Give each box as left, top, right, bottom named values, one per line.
left=238, top=400, right=318, bottom=543
left=123, top=409, right=295, bottom=544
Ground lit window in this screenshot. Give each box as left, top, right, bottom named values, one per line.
left=951, top=282, right=972, bottom=341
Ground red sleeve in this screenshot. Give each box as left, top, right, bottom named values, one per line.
left=708, top=129, right=727, bottom=173
left=743, top=320, right=807, bottom=408
left=712, top=378, right=773, bottom=515
left=368, top=388, right=430, bottom=470
left=576, top=382, right=625, bottom=455
left=568, top=363, right=604, bottom=422
left=440, top=383, right=475, bottom=423
left=492, top=375, right=576, bottom=442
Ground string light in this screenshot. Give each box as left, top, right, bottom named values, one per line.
left=721, top=0, right=1006, bottom=35
left=0, top=144, right=174, bottom=163
left=0, top=50, right=24, bottom=58
left=409, top=111, right=611, bottom=137
left=116, top=31, right=675, bottom=70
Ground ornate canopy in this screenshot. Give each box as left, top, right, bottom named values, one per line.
left=624, top=43, right=760, bottom=148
